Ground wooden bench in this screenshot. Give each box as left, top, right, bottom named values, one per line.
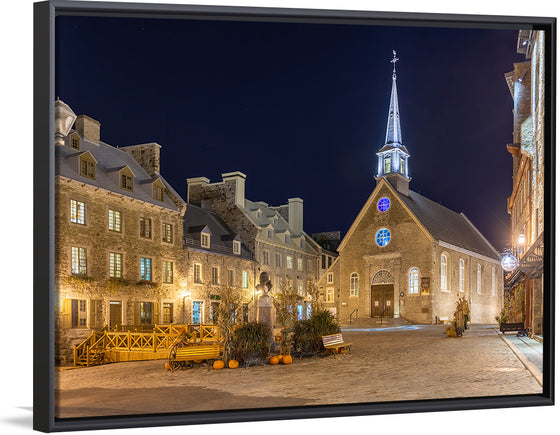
left=321, top=333, right=352, bottom=355
left=168, top=343, right=221, bottom=371
left=500, top=322, right=528, bottom=336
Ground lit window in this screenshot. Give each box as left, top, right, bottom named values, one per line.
left=233, top=240, right=241, bottom=255
left=459, top=259, right=465, bottom=292
left=163, top=261, right=173, bottom=284
left=375, top=228, right=391, bottom=247
left=377, top=197, right=390, bottom=212
left=162, top=223, right=173, bottom=243
left=153, top=185, right=164, bottom=201
left=79, top=157, right=96, bottom=179
left=242, top=271, right=248, bottom=289
left=140, top=217, right=151, bottom=238
left=409, top=268, right=419, bottom=294
left=477, top=264, right=482, bottom=294
left=297, top=282, right=303, bottom=295
left=71, top=247, right=87, bottom=275
left=70, top=199, right=85, bottom=225
left=108, top=209, right=122, bottom=232
left=400, top=157, right=404, bottom=174
left=326, top=288, right=334, bottom=302
left=121, top=173, right=133, bottom=191
left=440, top=254, right=448, bottom=291
left=384, top=155, right=391, bottom=173
left=201, top=233, right=210, bottom=248
left=297, top=258, right=303, bottom=271
left=327, top=272, right=333, bottom=284
left=350, top=273, right=359, bottom=296
left=227, top=270, right=234, bottom=287
left=140, top=257, right=152, bottom=281
left=212, top=267, right=219, bottom=285
left=194, top=264, right=202, bottom=284
left=109, top=252, right=123, bottom=278
left=287, top=256, right=293, bottom=270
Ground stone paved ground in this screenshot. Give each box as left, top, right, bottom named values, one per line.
left=55, top=325, right=542, bottom=418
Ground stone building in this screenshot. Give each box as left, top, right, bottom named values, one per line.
left=504, top=30, right=545, bottom=336
left=186, top=172, right=333, bottom=319
left=54, top=99, right=188, bottom=363
left=317, top=53, right=503, bottom=325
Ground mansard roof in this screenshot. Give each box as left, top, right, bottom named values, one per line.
left=56, top=130, right=185, bottom=212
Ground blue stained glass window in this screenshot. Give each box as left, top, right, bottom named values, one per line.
left=375, top=228, right=391, bottom=247
left=377, top=197, right=390, bottom=212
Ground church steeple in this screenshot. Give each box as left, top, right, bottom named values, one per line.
left=375, top=50, right=411, bottom=196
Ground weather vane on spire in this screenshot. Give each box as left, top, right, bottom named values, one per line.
left=391, top=50, right=399, bottom=78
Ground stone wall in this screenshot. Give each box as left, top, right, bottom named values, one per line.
left=120, top=143, right=161, bottom=177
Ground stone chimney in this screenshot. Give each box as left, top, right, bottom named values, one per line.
left=222, top=172, right=246, bottom=209
left=186, top=177, right=211, bottom=204
left=120, top=143, right=161, bottom=177
left=75, top=114, right=101, bottom=143
left=54, top=98, right=76, bottom=146
left=288, top=197, right=304, bottom=235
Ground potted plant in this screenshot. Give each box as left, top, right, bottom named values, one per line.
left=232, top=321, right=271, bottom=364
left=293, top=310, right=341, bottom=356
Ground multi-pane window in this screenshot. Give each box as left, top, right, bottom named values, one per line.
left=326, top=288, right=334, bottom=303
left=375, top=228, right=391, bottom=247
left=108, top=209, right=122, bottom=232
left=286, top=256, right=293, bottom=270
left=477, top=264, right=482, bottom=294
left=459, top=259, right=465, bottom=292
left=140, top=257, right=152, bottom=281
left=70, top=134, right=80, bottom=150
left=263, top=250, right=269, bottom=265
left=384, top=155, right=391, bottom=173
left=275, top=253, right=282, bottom=268
left=409, top=268, right=419, bottom=294
left=163, top=261, right=173, bottom=284
left=162, top=223, right=173, bottom=243
left=80, top=157, right=95, bottom=179
left=297, top=282, right=303, bottom=295
left=400, top=157, right=405, bottom=174
left=227, top=269, right=234, bottom=287
left=201, top=233, right=210, bottom=248
left=233, top=240, right=241, bottom=255
left=70, top=199, right=85, bottom=225
left=140, top=217, right=152, bottom=238
left=441, top=254, right=448, bottom=291
left=72, top=299, right=87, bottom=327
left=327, top=272, right=333, bottom=284
left=242, top=271, right=248, bottom=289
left=350, top=272, right=359, bottom=296
left=121, top=174, right=133, bottom=191
left=321, top=254, right=326, bottom=269
left=297, top=258, right=303, bottom=271
left=153, top=185, right=164, bottom=201
left=71, top=246, right=87, bottom=275
left=194, top=263, right=202, bottom=284
left=109, top=252, right=123, bottom=278
left=211, top=266, right=219, bottom=285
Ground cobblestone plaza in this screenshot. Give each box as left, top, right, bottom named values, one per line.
left=55, top=325, right=542, bottom=418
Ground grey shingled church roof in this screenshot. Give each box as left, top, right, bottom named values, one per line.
left=397, top=189, right=500, bottom=260
left=56, top=130, right=184, bottom=212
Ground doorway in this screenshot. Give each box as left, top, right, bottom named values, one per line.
left=371, top=284, right=394, bottom=318
left=109, top=301, right=122, bottom=329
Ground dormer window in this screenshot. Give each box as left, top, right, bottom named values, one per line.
left=79, top=153, right=96, bottom=180
left=152, top=179, right=165, bottom=201
left=267, top=229, right=273, bottom=239
left=70, top=133, right=80, bottom=150
left=285, top=234, right=290, bottom=244
left=119, top=167, right=134, bottom=192
left=201, top=233, right=210, bottom=249
left=233, top=240, right=241, bottom=255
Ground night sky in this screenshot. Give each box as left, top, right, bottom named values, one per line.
left=55, top=15, right=528, bottom=251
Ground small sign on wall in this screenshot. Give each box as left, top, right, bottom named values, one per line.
left=421, top=277, right=430, bottom=295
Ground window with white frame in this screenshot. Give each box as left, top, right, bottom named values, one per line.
left=477, top=264, right=482, bottom=294
left=459, top=259, right=465, bottom=292
left=163, top=261, right=173, bottom=284
left=263, top=250, right=269, bottom=265
left=327, top=272, right=333, bottom=284
left=140, top=257, right=152, bottom=281
left=233, top=240, right=241, bottom=255
left=71, top=246, right=87, bottom=275
left=162, top=223, right=173, bottom=243
left=326, top=288, right=334, bottom=302
left=286, top=256, right=293, bottom=270
left=242, top=271, right=248, bottom=289
left=492, top=267, right=496, bottom=295
left=409, top=268, right=419, bottom=294
left=297, top=281, right=303, bottom=295
left=70, top=199, right=86, bottom=225
left=201, top=233, right=210, bottom=248
left=275, top=253, right=282, bottom=268
left=108, top=209, right=122, bottom=232
left=440, top=254, right=448, bottom=291
left=140, top=217, right=151, bottom=238
left=109, top=252, right=123, bottom=278
left=350, top=272, right=359, bottom=296
left=194, top=263, right=202, bottom=284
left=297, top=258, right=303, bottom=271
left=211, top=266, right=219, bottom=285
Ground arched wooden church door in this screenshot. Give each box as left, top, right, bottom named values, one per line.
left=371, top=270, right=394, bottom=318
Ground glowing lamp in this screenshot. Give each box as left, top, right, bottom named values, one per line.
left=518, top=234, right=526, bottom=245
left=501, top=254, right=518, bottom=272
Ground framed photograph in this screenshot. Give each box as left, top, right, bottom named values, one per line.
left=34, top=0, right=555, bottom=432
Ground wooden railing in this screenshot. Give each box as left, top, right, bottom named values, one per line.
left=74, top=324, right=221, bottom=366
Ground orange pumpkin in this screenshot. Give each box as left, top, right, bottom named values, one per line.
left=281, top=355, right=293, bottom=365
left=277, top=354, right=283, bottom=360
left=269, top=356, right=279, bottom=365
left=165, top=362, right=171, bottom=370
left=213, top=360, right=225, bottom=370
left=228, top=359, right=240, bottom=369
left=339, top=348, right=346, bottom=354
left=193, top=359, right=203, bottom=364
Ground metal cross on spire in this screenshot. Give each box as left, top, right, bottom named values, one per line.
left=391, top=50, right=399, bottom=78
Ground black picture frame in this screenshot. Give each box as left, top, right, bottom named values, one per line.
left=33, top=1, right=556, bottom=432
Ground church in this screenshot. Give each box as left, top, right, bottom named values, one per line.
left=317, top=52, right=503, bottom=325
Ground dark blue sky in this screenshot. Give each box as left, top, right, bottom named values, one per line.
left=56, top=15, right=527, bottom=251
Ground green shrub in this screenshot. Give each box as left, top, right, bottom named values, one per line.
left=293, top=310, right=340, bottom=354
left=232, top=321, right=271, bottom=360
